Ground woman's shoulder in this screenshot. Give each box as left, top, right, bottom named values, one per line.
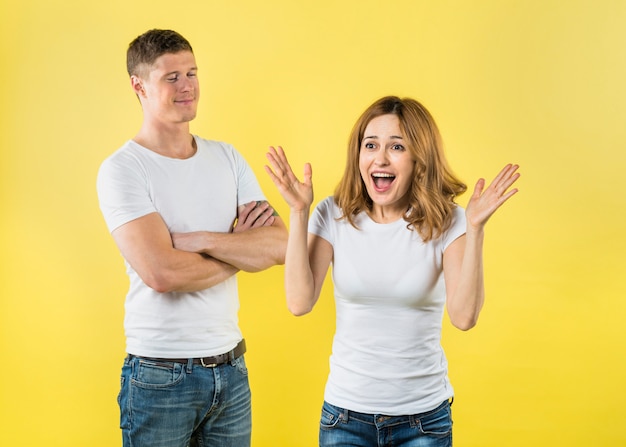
left=451, top=203, right=465, bottom=220
left=314, top=196, right=341, bottom=214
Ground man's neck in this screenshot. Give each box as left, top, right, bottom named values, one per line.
left=133, top=121, right=196, bottom=159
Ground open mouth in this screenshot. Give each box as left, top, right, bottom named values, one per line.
left=372, top=172, right=395, bottom=191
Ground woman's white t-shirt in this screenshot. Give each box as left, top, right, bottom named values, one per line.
left=309, top=196, right=466, bottom=415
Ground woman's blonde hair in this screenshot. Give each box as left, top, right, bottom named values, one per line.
left=334, top=96, right=467, bottom=242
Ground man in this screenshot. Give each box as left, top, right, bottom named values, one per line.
left=96, top=29, right=287, bottom=447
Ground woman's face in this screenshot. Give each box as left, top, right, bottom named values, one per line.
left=359, top=113, right=415, bottom=221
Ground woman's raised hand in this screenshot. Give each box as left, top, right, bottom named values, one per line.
left=265, top=146, right=313, bottom=213
left=465, top=164, right=520, bottom=229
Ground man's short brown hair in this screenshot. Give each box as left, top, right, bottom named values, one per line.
left=126, top=29, right=193, bottom=77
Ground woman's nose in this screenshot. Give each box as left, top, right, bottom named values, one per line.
left=374, top=149, right=389, bottom=165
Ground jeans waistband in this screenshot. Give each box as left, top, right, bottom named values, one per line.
left=128, top=339, right=246, bottom=368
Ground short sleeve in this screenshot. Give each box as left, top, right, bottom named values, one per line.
left=441, top=205, right=466, bottom=251
left=308, top=196, right=336, bottom=245
left=96, top=150, right=156, bottom=233
left=228, top=144, right=266, bottom=207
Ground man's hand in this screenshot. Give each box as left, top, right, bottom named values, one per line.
left=171, top=231, right=211, bottom=255
left=171, top=200, right=286, bottom=272
left=171, top=201, right=277, bottom=254
left=233, top=201, right=276, bottom=233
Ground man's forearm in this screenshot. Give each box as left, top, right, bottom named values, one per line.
left=203, top=225, right=287, bottom=272
left=112, top=213, right=240, bottom=294
left=162, top=253, right=240, bottom=292
left=130, top=246, right=241, bottom=293
left=173, top=223, right=287, bottom=272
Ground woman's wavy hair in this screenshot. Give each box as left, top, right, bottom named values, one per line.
left=334, top=96, right=467, bottom=242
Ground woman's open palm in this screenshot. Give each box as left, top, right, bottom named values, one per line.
left=265, top=146, right=314, bottom=212
left=466, top=163, right=520, bottom=229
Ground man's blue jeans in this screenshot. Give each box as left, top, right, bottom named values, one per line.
left=319, top=399, right=452, bottom=447
left=118, top=354, right=251, bottom=447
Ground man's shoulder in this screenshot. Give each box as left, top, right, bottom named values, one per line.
left=193, top=136, right=251, bottom=165
left=101, top=140, right=138, bottom=164
left=193, top=135, right=235, bottom=153
left=97, top=141, right=148, bottom=184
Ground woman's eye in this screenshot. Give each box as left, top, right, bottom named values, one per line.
left=364, top=142, right=375, bottom=149
left=392, top=144, right=405, bottom=151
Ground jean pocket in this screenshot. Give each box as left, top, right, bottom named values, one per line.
left=131, top=359, right=185, bottom=390
left=231, top=355, right=249, bottom=376
left=417, top=402, right=452, bottom=438
left=320, top=402, right=344, bottom=430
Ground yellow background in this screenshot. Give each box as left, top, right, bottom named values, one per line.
left=1, top=0, right=625, bottom=445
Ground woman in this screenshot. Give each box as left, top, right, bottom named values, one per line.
left=265, top=96, right=519, bottom=447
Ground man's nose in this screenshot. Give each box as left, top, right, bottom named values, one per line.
left=180, top=76, right=194, bottom=92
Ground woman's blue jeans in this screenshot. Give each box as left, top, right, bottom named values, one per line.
left=118, top=354, right=251, bottom=447
left=319, top=399, right=452, bottom=447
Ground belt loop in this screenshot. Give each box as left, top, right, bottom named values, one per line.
left=186, top=358, right=193, bottom=373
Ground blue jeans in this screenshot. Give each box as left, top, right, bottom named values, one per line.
left=118, top=354, right=251, bottom=447
left=319, top=400, right=452, bottom=447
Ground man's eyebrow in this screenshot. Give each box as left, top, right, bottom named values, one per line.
left=163, top=67, right=197, bottom=76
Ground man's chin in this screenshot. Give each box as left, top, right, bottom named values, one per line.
left=179, top=112, right=197, bottom=123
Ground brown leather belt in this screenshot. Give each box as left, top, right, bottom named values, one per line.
left=131, top=339, right=246, bottom=368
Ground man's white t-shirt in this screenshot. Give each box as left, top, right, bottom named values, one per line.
left=309, top=196, right=466, bottom=415
left=97, top=136, right=265, bottom=358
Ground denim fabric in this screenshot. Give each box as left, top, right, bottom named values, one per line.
left=118, top=354, right=251, bottom=447
left=319, top=399, right=452, bottom=447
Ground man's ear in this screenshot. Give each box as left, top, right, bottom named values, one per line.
left=130, top=75, right=145, bottom=97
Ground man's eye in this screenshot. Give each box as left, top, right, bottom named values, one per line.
left=168, top=76, right=179, bottom=82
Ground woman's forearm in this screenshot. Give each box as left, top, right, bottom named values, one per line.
left=446, top=228, right=486, bottom=330
left=284, top=209, right=318, bottom=315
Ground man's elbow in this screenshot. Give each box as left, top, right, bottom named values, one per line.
left=259, top=247, right=287, bottom=270
left=142, top=270, right=179, bottom=294
left=250, top=243, right=287, bottom=271
left=274, top=250, right=286, bottom=266
left=272, top=231, right=288, bottom=266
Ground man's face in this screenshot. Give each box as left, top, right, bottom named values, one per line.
left=133, top=50, right=199, bottom=124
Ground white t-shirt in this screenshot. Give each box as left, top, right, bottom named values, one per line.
left=309, top=196, right=466, bottom=415
left=96, top=136, right=265, bottom=358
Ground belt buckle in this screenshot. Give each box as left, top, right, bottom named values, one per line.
left=200, top=358, right=217, bottom=368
